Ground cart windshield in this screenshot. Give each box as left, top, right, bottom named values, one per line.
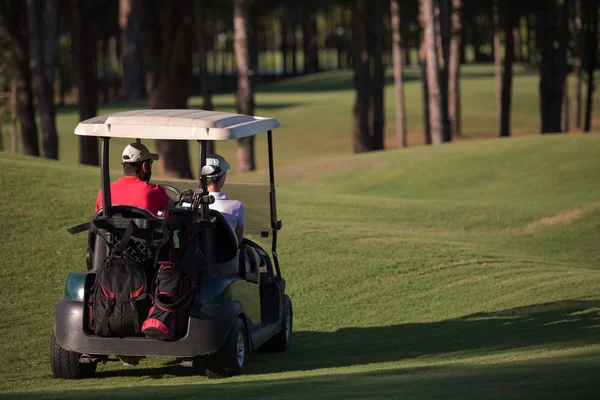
left=151, top=178, right=271, bottom=237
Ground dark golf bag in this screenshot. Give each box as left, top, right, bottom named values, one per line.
left=142, top=261, right=194, bottom=341
left=76, top=211, right=166, bottom=338
left=142, top=210, right=200, bottom=341
left=90, top=257, right=151, bottom=337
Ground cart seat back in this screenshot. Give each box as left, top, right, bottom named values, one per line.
left=210, top=209, right=239, bottom=263
left=88, top=206, right=166, bottom=271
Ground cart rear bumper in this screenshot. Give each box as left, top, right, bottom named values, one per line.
left=54, top=298, right=239, bottom=357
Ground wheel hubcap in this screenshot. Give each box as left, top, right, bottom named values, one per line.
left=236, top=332, right=245, bottom=367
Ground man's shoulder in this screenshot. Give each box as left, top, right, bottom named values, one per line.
left=222, top=196, right=243, bottom=208
left=147, top=182, right=163, bottom=191
left=113, top=177, right=165, bottom=195
left=229, top=199, right=244, bottom=213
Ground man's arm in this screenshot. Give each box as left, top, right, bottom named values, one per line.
left=155, top=186, right=173, bottom=214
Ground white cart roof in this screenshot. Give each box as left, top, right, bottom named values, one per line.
left=74, top=109, right=281, bottom=141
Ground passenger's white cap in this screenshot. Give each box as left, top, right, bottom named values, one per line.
left=122, top=142, right=159, bottom=163
left=203, top=153, right=231, bottom=177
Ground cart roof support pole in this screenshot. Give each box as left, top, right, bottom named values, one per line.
left=199, top=140, right=214, bottom=274
left=100, top=137, right=112, bottom=217
left=267, top=130, right=282, bottom=277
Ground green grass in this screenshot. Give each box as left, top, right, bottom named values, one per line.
left=1, top=65, right=600, bottom=398
left=2, top=64, right=599, bottom=180
left=1, top=130, right=599, bottom=398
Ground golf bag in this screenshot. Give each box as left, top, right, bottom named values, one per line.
left=90, top=256, right=151, bottom=337
left=142, top=261, right=194, bottom=341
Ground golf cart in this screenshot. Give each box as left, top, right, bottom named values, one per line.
left=51, top=110, right=292, bottom=379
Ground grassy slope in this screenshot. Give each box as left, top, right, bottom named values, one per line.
left=3, top=64, right=599, bottom=178
left=1, top=132, right=599, bottom=399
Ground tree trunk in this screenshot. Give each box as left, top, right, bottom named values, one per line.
left=562, top=80, right=569, bottom=132
left=100, top=37, right=110, bottom=104
left=468, top=16, right=484, bottom=62
left=419, top=6, right=431, bottom=144
left=71, top=0, right=99, bottom=165
left=351, top=0, right=385, bottom=152
left=303, top=6, right=319, bottom=74
left=11, top=78, right=18, bottom=154
left=404, top=45, right=411, bottom=66
left=336, top=6, right=344, bottom=69
left=493, top=0, right=501, bottom=124
left=500, top=3, right=514, bottom=137
left=1, top=0, right=40, bottom=156
left=233, top=0, right=256, bottom=171
left=391, top=0, right=407, bottom=148
left=57, top=44, right=66, bottom=107
left=526, top=12, right=535, bottom=66
left=371, top=0, right=384, bottom=150
left=583, top=0, right=598, bottom=132
left=421, top=0, right=443, bottom=145
left=27, top=0, right=59, bottom=159
left=459, top=24, right=467, bottom=64
left=344, top=7, right=353, bottom=69
left=352, top=0, right=371, bottom=152
left=197, top=1, right=213, bottom=112
left=138, top=0, right=193, bottom=178
left=439, top=0, right=451, bottom=142
left=197, top=1, right=214, bottom=154
left=280, top=7, right=288, bottom=77
left=119, top=0, right=144, bottom=101
left=15, top=75, right=38, bottom=155
left=291, top=5, right=298, bottom=75
left=15, top=11, right=40, bottom=157
left=448, top=0, right=462, bottom=138
left=513, top=26, right=521, bottom=60
left=538, top=1, right=569, bottom=133
left=43, top=0, right=58, bottom=106
left=571, top=0, right=583, bottom=131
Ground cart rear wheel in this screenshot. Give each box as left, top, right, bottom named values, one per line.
left=205, top=318, right=248, bottom=379
left=50, top=332, right=97, bottom=379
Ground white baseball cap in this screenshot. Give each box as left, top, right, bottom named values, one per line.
left=202, top=153, right=231, bottom=177
left=122, top=142, right=159, bottom=163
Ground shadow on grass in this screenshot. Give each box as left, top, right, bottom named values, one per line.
left=256, top=68, right=538, bottom=93
left=4, top=300, right=599, bottom=399
left=257, top=73, right=419, bottom=93
left=59, top=299, right=600, bottom=380
left=8, top=349, right=600, bottom=399
left=254, top=299, right=600, bottom=374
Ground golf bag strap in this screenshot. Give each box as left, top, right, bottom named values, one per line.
left=67, top=221, right=91, bottom=235
left=114, top=220, right=136, bottom=254
left=67, top=218, right=166, bottom=236
left=153, top=287, right=196, bottom=312
left=87, top=220, right=152, bottom=258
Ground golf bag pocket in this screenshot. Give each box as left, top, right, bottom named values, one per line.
left=91, top=258, right=150, bottom=337
left=142, top=262, right=194, bottom=341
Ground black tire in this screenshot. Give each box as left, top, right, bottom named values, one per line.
left=260, top=295, right=292, bottom=352
left=50, top=332, right=97, bottom=379
left=205, top=318, right=248, bottom=379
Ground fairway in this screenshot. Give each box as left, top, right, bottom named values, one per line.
left=1, top=129, right=599, bottom=398
left=4, top=64, right=600, bottom=179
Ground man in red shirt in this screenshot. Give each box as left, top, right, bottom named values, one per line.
left=95, top=142, right=171, bottom=216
